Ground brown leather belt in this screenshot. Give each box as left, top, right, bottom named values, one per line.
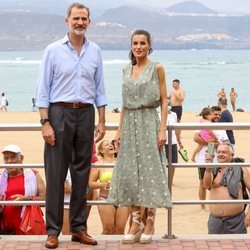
left=52, top=102, right=92, bottom=109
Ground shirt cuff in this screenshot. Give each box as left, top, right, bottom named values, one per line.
left=95, top=95, right=107, bottom=108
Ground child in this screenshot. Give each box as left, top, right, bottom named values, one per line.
left=192, top=107, right=217, bottom=162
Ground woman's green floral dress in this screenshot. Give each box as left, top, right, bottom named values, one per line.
left=108, top=62, right=172, bottom=208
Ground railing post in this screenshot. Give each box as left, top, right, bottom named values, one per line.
left=163, top=124, right=176, bottom=239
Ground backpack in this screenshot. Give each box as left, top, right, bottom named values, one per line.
left=213, top=157, right=248, bottom=210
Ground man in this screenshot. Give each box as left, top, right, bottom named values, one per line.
left=168, top=79, right=185, bottom=147
left=218, top=97, right=235, bottom=146
left=217, top=87, right=227, bottom=100
left=193, top=106, right=228, bottom=210
left=0, top=145, right=45, bottom=234
left=203, top=142, right=250, bottom=234
left=36, top=3, right=107, bottom=249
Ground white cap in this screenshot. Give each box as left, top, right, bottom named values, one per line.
left=2, top=144, right=22, bottom=154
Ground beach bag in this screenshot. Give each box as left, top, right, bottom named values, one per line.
left=19, top=199, right=46, bottom=235
left=6, top=100, right=9, bottom=106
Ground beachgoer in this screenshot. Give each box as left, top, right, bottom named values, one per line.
left=62, top=142, right=98, bottom=235
left=203, top=142, right=250, bottom=234
left=229, top=87, right=238, bottom=112
left=36, top=2, right=107, bottom=248
left=107, top=29, right=172, bottom=244
left=1, top=93, right=8, bottom=112
left=217, top=88, right=227, bottom=101
left=193, top=106, right=229, bottom=210
left=159, top=107, right=180, bottom=186
left=89, top=140, right=130, bottom=234
left=192, top=107, right=217, bottom=162
left=168, top=79, right=185, bottom=148
left=218, top=97, right=235, bottom=146
left=0, top=145, right=46, bottom=234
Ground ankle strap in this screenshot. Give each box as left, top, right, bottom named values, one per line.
left=132, top=210, right=141, bottom=225
left=147, top=208, right=156, bottom=222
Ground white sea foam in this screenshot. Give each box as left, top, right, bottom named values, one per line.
left=103, top=59, right=128, bottom=65
left=0, top=60, right=41, bottom=65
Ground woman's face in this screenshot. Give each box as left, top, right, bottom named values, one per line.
left=131, top=34, right=150, bottom=59
left=100, top=140, right=115, bottom=156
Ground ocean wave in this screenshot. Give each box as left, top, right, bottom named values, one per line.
left=0, top=59, right=41, bottom=65
left=103, top=59, right=129, bottom=65
left=198, top=61, right=239, bottom=65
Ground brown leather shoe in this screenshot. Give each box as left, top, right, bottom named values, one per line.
left=45, top=235, right=58, bottom=249
left=71, top=231, right=97, bottom=245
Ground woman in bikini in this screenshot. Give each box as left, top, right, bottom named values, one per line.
left=88, top=140, right=130, bottom=234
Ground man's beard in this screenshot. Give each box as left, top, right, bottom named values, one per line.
left=69, top=26, right=86, bottom=36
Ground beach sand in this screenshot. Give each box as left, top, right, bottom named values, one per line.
left=0, top=111, right=249, bottom=236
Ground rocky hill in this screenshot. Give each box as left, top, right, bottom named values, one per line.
left=1, top=1, right=250, bottom=50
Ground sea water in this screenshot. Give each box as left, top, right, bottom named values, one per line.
left=0, top=50, right=250, bottom=112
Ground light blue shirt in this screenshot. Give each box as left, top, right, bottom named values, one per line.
left=36, top=34, right=107, bottom=108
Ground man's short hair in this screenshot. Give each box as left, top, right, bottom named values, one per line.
left=172, top=79, right=180, bottom=84
left=218, top=141, right=234, bottom=153
left=218, top=97, right=227, bottom=105
left=211, top=106, right=221, bottom=112
left=67, top=2, right=90, bottom=18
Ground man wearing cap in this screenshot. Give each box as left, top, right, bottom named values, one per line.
left=0, top=145, right=45, bottom=234
left=36, top=2, right=107, bottom=248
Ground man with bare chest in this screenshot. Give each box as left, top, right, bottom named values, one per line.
left=168, top=79, right=185, bottom=147
left=203, top=143, right=250, bottom=234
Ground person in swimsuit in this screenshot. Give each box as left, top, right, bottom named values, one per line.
left=229, top=87, right=238, bottom=112
left=89, top=140, right=130, bottom=234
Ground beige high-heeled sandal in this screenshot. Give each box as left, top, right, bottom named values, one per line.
left=122, top=210, right=144, bottom=244
left=140, top=208, right=156, bottom=244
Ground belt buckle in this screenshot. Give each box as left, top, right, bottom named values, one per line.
left=72, top=102, right=79, bottom=108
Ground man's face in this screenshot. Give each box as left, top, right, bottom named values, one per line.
left=217, top=144, right=233, bottom=163
left=3, top=151, right=23, bottom=175
left=3, top=151, right=19, bottom=164
left=212, top=110, right=221, bottom=123
left=66, top=7, right=90, bottom=36
left=172, top=81, right=179, bottom=89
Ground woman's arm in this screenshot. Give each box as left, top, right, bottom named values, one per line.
left=88, top=168, right=110, bottom=190
left=157, top=63, right=168, bottom=148
left=35, top=173, right=46, bottom=200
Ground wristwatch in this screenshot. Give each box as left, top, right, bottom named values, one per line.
left=40, top=118, right=50, bottom=125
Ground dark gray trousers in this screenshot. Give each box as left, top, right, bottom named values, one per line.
left=208, top=211, right=247, bottom=234
left=44, top=104, right=95, bottom=236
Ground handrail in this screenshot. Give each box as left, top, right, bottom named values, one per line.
left=0, top=122, right=119, bottom=131
left=0, top=122, right=250, bottom=238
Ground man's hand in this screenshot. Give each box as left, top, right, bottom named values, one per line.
left=245, top=214, right=250, bottom=227
left=42, top=123, right=55, bottom=146
left=95, top=122, right=106, bottom=143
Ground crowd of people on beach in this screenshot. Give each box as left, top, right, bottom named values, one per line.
left=0, top=1, right=249, bottom=248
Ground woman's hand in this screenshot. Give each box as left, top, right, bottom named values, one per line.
left=157, top=129, right=166, bottom=149
left=100, top=182, right=111, bottom=190
left=114, top=129, right=121, bottom=150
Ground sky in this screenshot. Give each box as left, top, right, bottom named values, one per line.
left=126, top=0, right=250, bottom=14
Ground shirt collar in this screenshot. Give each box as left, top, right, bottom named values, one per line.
left=62, top=33, right=89, bottom=47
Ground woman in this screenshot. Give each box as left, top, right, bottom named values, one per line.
left=229, top=87, right=238, bottom=112
left=108, top=29, right=172, bottom=244
left=89, top=140, right=129, bottom=234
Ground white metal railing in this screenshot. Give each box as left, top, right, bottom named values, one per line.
left=1, top=122, right=250, bottom=238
